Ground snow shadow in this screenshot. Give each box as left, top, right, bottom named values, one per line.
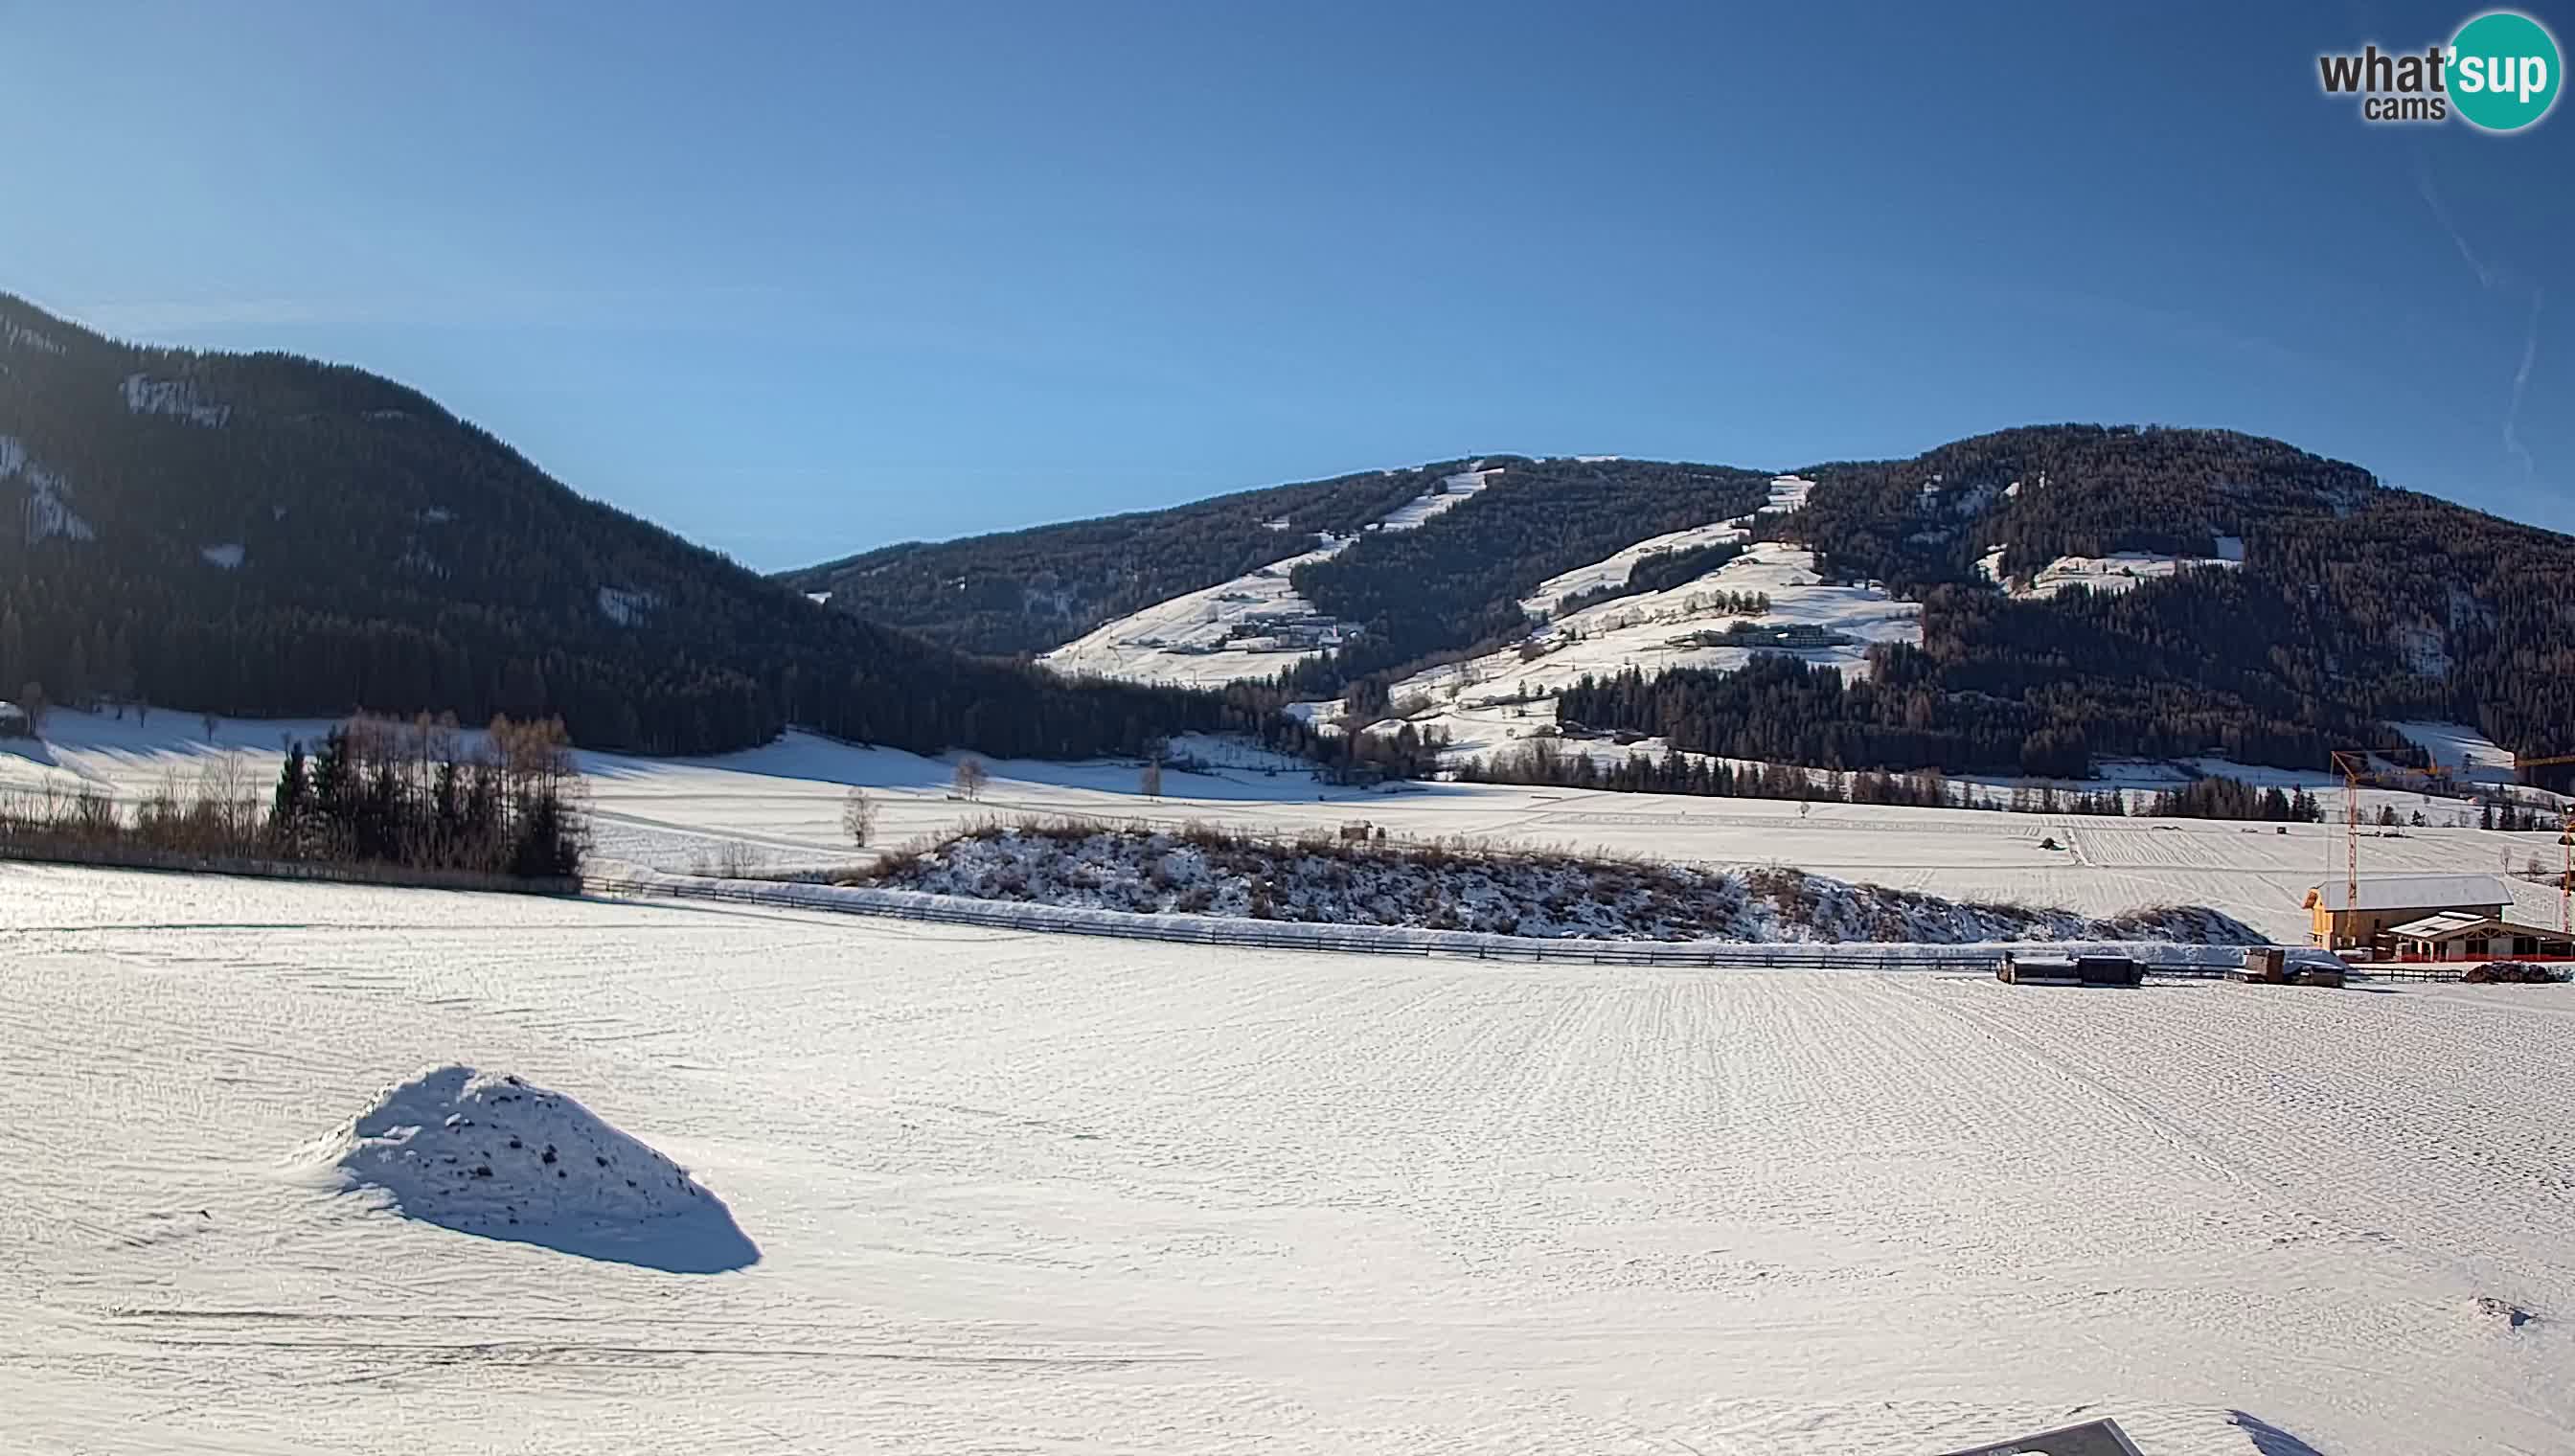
left=0, top=736, right=61, bottom=769
left=2228, top=1411, right=2328, bottom=1456
left=438, top=1198, right=762, bottom=1275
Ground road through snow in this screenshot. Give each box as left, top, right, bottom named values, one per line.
left=5, top=866, right=2570, bottom=1453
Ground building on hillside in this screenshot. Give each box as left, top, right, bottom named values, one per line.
left=0, top=700, right=30, bottom=739
left=2381, top=911, right=2574, bottom=962
left=2302, top=873, right=2512, bottom=951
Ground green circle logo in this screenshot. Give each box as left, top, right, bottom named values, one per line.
left=2450, top=11, right=2561, bottom=131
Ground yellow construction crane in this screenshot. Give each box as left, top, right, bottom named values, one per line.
left=2510, top=753, right=2575, bottom=935
left=2329, top=749, right=2449, bottom=920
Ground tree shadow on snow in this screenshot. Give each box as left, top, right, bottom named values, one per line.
left=2228, top=1411, right=2329, bottom=1456
left=0, top=737, right=61, bottom=768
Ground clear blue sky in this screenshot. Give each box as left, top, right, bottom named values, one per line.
left=2, top=2, right=2566, bottom=568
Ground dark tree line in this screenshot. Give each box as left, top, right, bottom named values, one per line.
left=1451, top=733, right=2315, bottom=823
left=2142, top=779, right=2324, bottom=822
left=269, top=717, right=585, bottom=876
left=0, top=713, right=588, bottom=878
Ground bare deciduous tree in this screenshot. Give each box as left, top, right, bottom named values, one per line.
left=1140, top=759, right=1163, bottom=800
left=840, top=786, right=878, bottom=847
left=953, top=756, right=989, bottom=802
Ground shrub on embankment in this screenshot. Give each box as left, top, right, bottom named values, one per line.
left=848, top=816, right=2263, bottom=944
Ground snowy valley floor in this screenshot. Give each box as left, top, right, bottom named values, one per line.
left=5, top=866, right=2572, bottom=1454
left=8, top=708, right=2572, bottom=944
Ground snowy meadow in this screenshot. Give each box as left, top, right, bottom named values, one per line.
left=5, top=866, right=2571, bottom=1454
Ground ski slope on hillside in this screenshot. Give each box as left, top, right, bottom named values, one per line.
left=5, top=865, right=2570, bottom=1454
left=1039, top=466, right=1507, bottom=688
left=1516, top=516, right=1754, bottom=618
left=1978, top=538, right=2246, bottom=599
left=1397, top=540, right=1922, bottom=721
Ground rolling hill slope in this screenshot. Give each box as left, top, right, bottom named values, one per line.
left=0, top=294, right=1234, bottom=758
left=790, top=426, right=2575, bottom=781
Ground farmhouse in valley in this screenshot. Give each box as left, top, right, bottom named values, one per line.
left=2302, top=873, right=2512, bottom=952
left=2381, top=910, right=2575, bottom=963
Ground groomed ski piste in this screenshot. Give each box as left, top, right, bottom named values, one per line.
left=1037, top=465, right=1505, bottom=688
left=7, top=861, right=2572, bottom=1454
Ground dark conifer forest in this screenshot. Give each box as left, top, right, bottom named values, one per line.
left=0, top=294, right=1242, bottom=758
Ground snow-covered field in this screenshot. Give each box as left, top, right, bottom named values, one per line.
left=6, top=707, right=2567, bottom=944
left=6, top=865, right=2571, bottom=1454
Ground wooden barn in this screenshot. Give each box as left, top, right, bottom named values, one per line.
left=2303, top=873, right=2511, bottom=951
left=2381, top=910, right=2574, bottom=963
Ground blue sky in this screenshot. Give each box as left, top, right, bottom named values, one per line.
left=2, top=2, right=2566, bottom=568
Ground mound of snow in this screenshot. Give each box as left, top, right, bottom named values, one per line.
left=305, top=1065, right=755, bottom=1272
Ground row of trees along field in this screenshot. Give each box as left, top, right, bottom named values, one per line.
left=0, top=714, right=586, bottom=877
left=1454, top=733, right=2340, bottom=823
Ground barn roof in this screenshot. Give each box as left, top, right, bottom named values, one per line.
left=2384, top=911, right=2494, bottom=939
left=2302, top=874, right=2513, bottom=912
left=2386, top=911, right=2567, bottom=941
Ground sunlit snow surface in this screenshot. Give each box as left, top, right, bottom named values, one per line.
left=3, top=707, right=2566, bottom=942
left=4, top=864, right=2571, bottom=1453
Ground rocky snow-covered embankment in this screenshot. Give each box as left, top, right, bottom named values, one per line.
left=862, top=823, right=2262, bottom=944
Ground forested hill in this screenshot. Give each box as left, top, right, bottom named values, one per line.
left=779, top=466, right=1442, bottom=655
left=786, top=421, right=2575, bottom=780
left=1763, top=424, right=2575, bottom=764
left=0, top=293, right=1235, bottom=758
left=1547, top=424, right=2575, bottom=779
left=785, top=457, right=1776, bottom=674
